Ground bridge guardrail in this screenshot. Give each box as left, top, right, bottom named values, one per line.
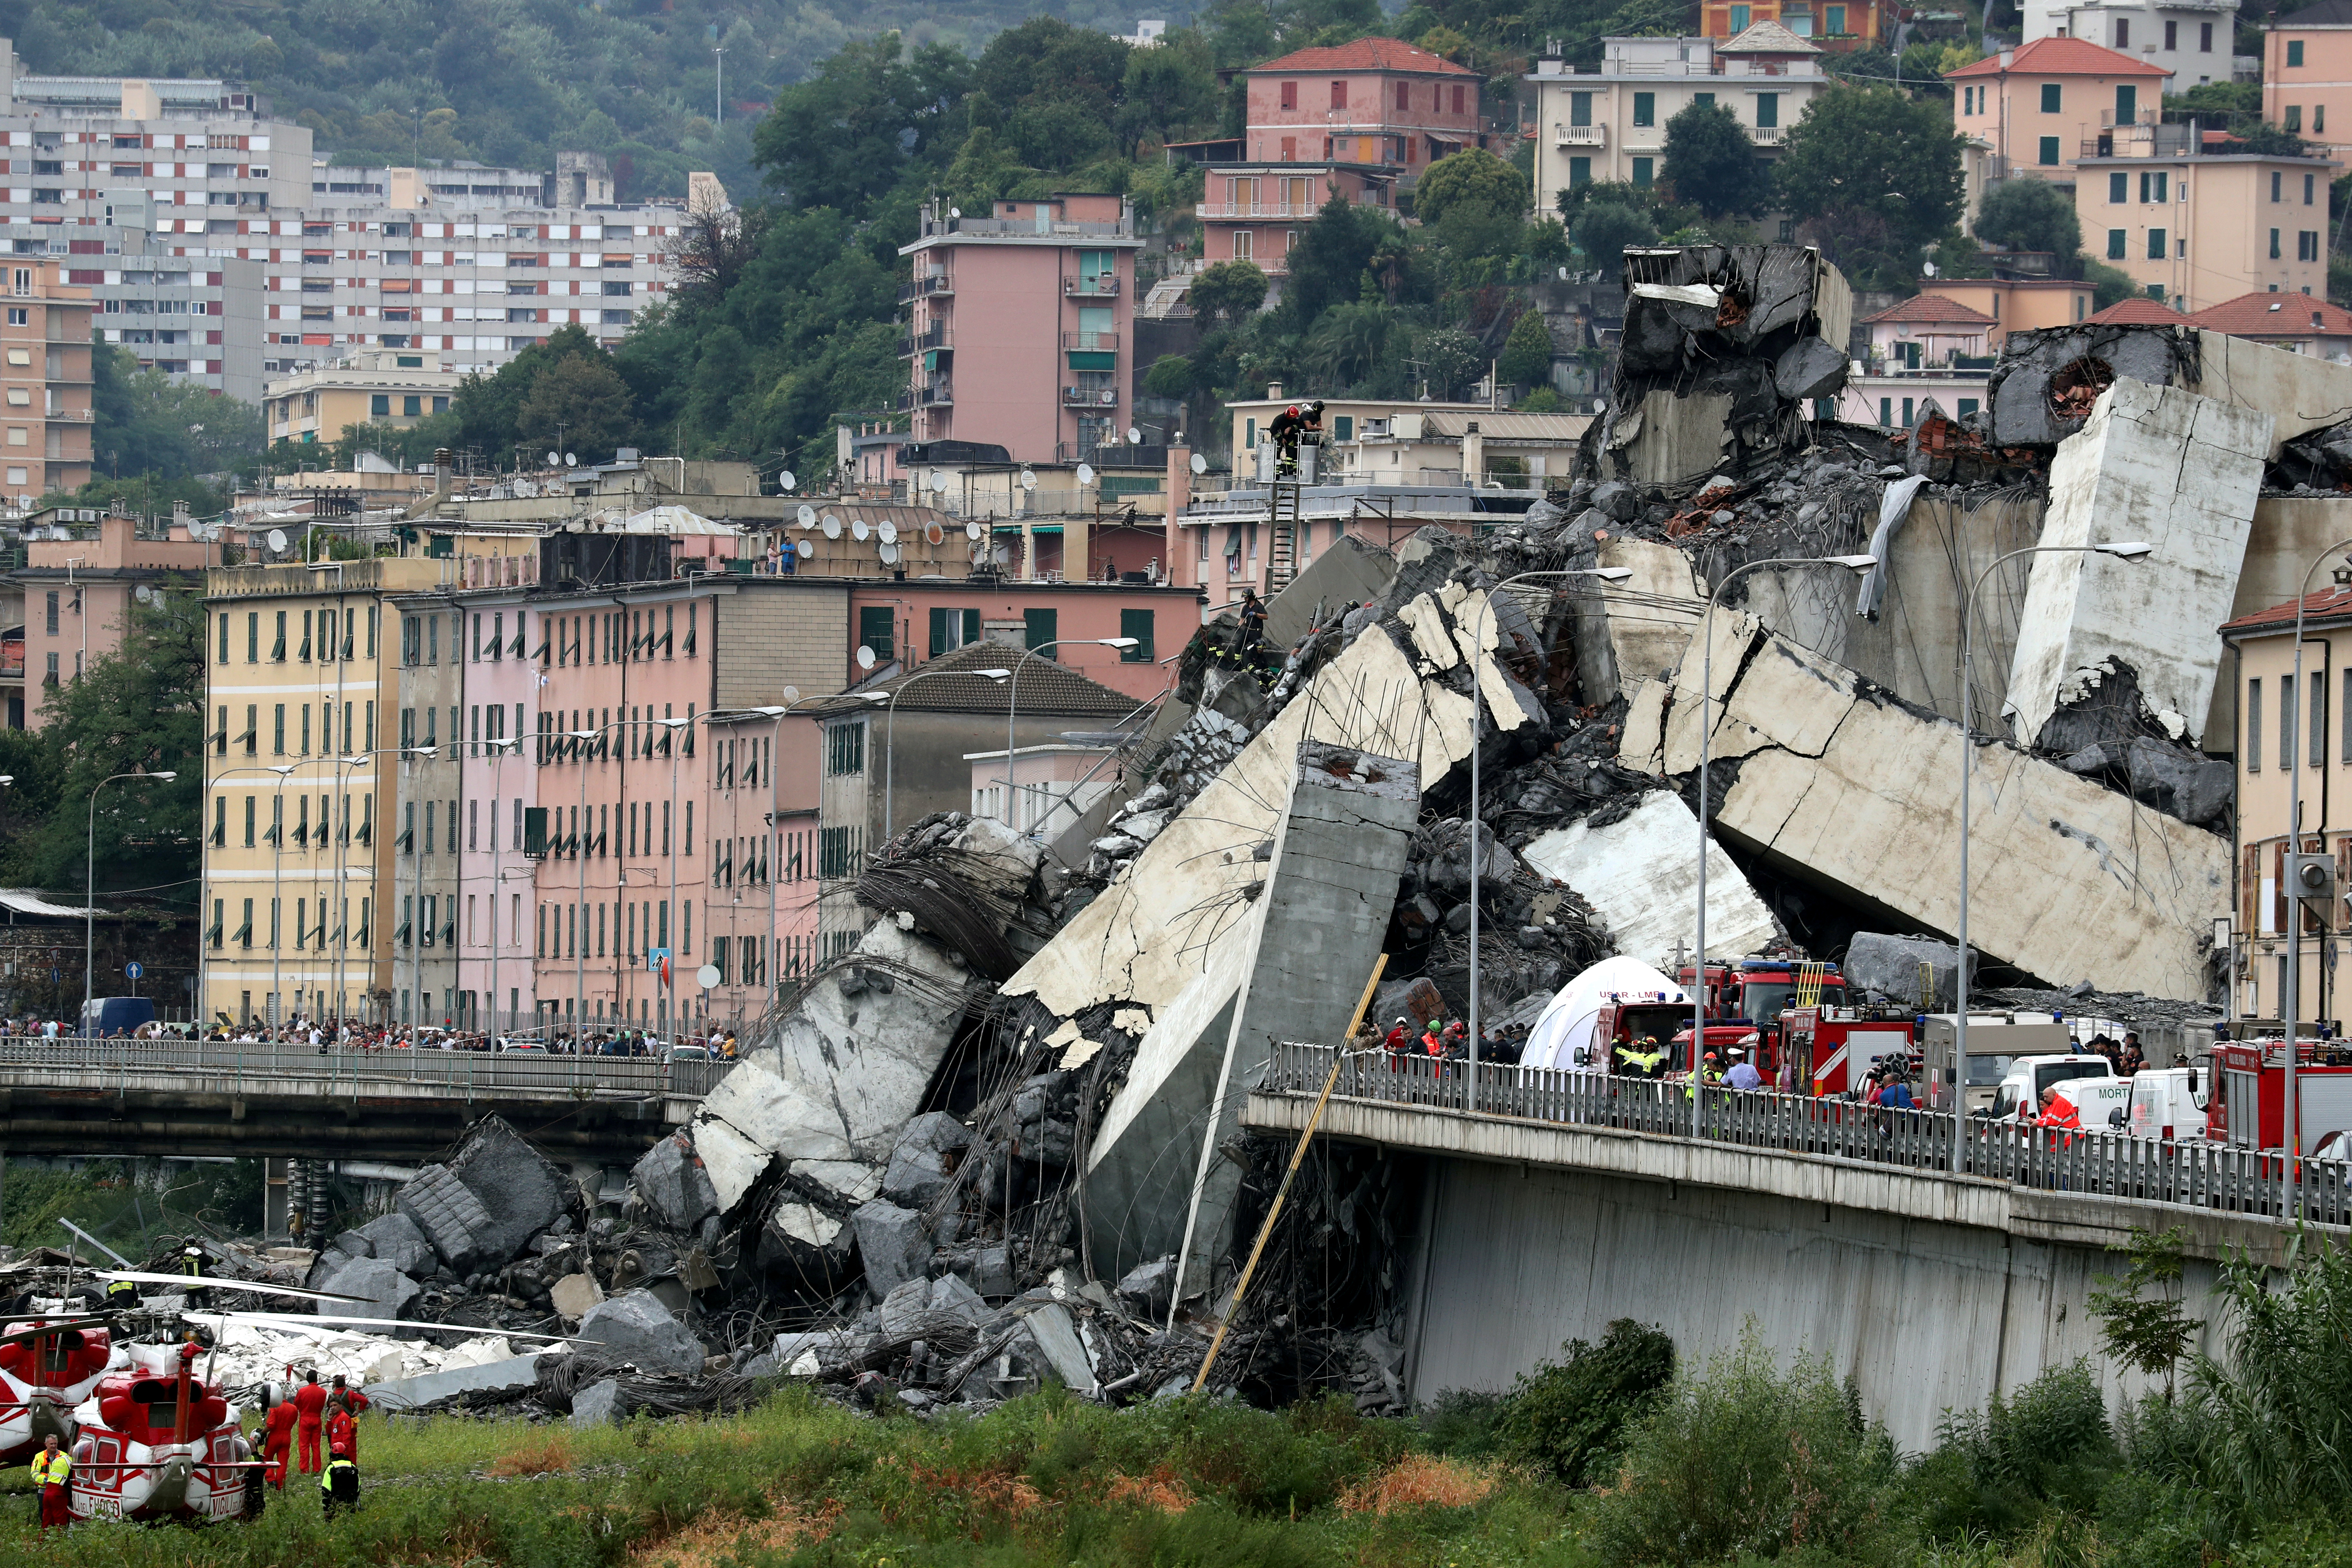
left=0, top=1039, right=738, bottom=1099
left=1263, top=1044, right=2352, bottom=1226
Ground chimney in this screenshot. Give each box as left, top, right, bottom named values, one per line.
left=1999, top=48, right=2015, bottom=67
left=1167, top=441, right=1192, bottom=521
left=1266, top=380, right=1283, bottom=400
left=1462, top=420, right=1484, bottom=487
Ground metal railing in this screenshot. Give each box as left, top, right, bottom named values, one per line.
left=1552, top=124, right=1606, bottom=147
left=898, top=273, right=954, bottom=303
left=1063, top=275, right=1119, bottom=295
left=1261, top=1044, right=2352, bottom=1226
left=0, top=1037, right=738, bottom=1098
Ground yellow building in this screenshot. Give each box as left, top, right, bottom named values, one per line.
left=201, top=556, right=455, bottom=1026
left=2070, top=150, right=2339, bottom=312
left=263, top=350, right=463, bottom=449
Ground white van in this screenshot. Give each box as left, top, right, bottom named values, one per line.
left=2126, top=1065, right=2208, bottom=1141
left=1986, top=1054, right=2125, bottom=1124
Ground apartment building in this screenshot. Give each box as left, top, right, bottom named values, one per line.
left=265, top=350, right=462, bottom=447
left=2072, top=149, right=2337, bottom=309
left=0, top=259, right=91, bottom=501
left=1237, top=39, right=1486, bottom=183
left=1914, top=276, right=2095, bottom=345
left=1697, top=0, right=1897, bottom=49
left=200, top=557, right=446, bottom=1026
left=897, top=195, right=1141, bottom=466
left=1948, top=37, right=2173, bottom=179
left=388, top=597, right=469, bottom=1029
left=16, top=509, right=208, bottom=729
left=2024, top=0, right=2237, bottom=88
left=1529, top=30, right=1828, bottom=210
left=1195, top=164, right=1393, bottom=274
left=2267, top=1, right=2352, bottom=157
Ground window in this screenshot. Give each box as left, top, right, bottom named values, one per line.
left=2321, top=106, right=2329, bottom=133
left=928, top=606, right=981, bottom=657
left=2140, top=171, right=2168, bottom=202
left=1332, top=81, right=1348, bottom=110
left=1569, top=156, right=1591, bottom=186
left=44, top=591, right=57, bottom=635
left=1757, top=93, right=1779, bottom=128
left=1694, top=92, right=1715, bottom=110
left=2038, top=137, right=2060, bottom=166
left=1333, top=414, right=1354, bottom=441
left=1119, top=606, right=1157, bottom=663
left=2164, top=19, right=2176, bottom=49
left=2316, top=669, right=2331, bottom=767
left=2274, top=171, right=2284, bottom=202
left=1632, top=156, right=1654, bottom=186
left=1632, top=92, right=1654, bottom=126
left=1569, top=92, right=1592, bottom=127
left=2148, top=228, right=2166, bottom=259
left=403, top=395, right=421, bottom=416
left=1280, top=80, right=1297, bottom=110
left=857, top=606, right=894, bottom=662
left=2201, top=21, right=2213, bottom=50
left=2110, top=172, right=2128, bottom=203
left=2284, top=672, right=2298, bottom=771
left=2249, top=678, right=2263, bottom=771
left=2288, top=105, right=2303, bottom=133
left=369, top=394, right=389, bottom=416
left=2273, top=228, right=2284, bottom=259
left=2291, top=38, right=2306, bottom=67
left=243, top=794, right=256, bottom=848
left=1394, top=80, right=1409, bottom=110
left=1730, top=3, right=1750, bottom=28
left=1824, top=3, right=1844, bottom=30
left=2308, top=173, right=2318, bottom=205
left=1452, top=84, right=1467, bottom=115
left=2041, top=83, right=2061, bottom=113
left=2114, top=18, right=2128, bottom=47
left=826, top=721, right=865, bottom=776
left=2116, top=85, right=2136, bottom=123
left=2302, top=230, right=2322, bottom=261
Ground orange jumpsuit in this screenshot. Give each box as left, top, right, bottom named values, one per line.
left=292, top=1382, right=328, bottom=1473
left=263, top=1400, right=297, bottom=1487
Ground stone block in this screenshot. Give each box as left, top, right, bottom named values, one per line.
left=310, top=1255, right=419, bottom=1324
left=353, top=1211, right=435, bottom=1279
left=1016, top=1302, right=1098, bottom=1396
left=848, top=1200, right=931, bottom=1299
left=576, top=1289, right=706, bottom=1377
left=936, top=1242, right=1016, bottom=1299
left=880, top=1112, right=972, bottom=1207
left=365, top=1352, right=545, bottom=1412
left=1844, top=932, right=1973, bottom=1011
left=1115, top=1256, right=1176, bottom=1317
left=395, top=1163, right=496, bottom=1274
left=570, top=1377, right=628, bottom=1429
left=549, top=1272, right=606, bottom=1321
left=447, top=1115, right=574, bottom=1264
left=328, top=1232, right=372, bottom=1260
left=632, top=1133, right=721, bottom=1234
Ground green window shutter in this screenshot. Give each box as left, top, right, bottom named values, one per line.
left=929, top=606, right=949, bottom=658
left=858, top=606, right=895, bottom=662
left=1120, top=608, right=1154, bottom=662
left=1024, top=607, right=1058, bottom=655
left=962, top=609, right=981, bottom=645
left=524, top=806, right=547, bottom=857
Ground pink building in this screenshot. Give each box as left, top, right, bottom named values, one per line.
left=1195, top=164, right=1395, bottom=274
left=844, top=578, right=1200, bottom=706
left=17, top=510, right=213, bottom=729
left=897, top=195, right=1141, bottom=466
left=2267, top=2, right=2352, bottom=156
left=1240, top=39, right=1487, bottom=180
left=448, top=593, right=541, bottom=1035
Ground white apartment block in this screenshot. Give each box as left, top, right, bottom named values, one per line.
left=2023, top=0, right=2237, bottom=87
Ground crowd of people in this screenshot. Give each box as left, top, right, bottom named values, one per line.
left=1368, top=1014, right=1532, bottom=1069
left=0, top=1013, right=744, bottom=1060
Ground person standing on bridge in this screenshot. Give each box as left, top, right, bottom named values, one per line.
left=292, top=1369, right=329, bottom=1473
left=1725, top=1047, right=1764, bottom=1092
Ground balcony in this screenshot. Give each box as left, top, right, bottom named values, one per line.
left=44, top=407, right=91, bottom=422
left=1553, top=124, right=1607, bottom=147
left=1062, top=386, right=1118, bottom=407
left=1064, top=274, right=1120, bottom=295
left=897, top=273, right=954, bottom=303
left=898, top=323, right=950, bottom=358
left=1749, top=126, right=1786, bottom=145
left=1063, top=330, right=1118, bottom=354
left=1195, top=202, right=1317, bottom=221
left=896, top=382, right=954, bottom=410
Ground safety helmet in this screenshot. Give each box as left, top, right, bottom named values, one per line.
left=1308, top=399, right=1326, bottom=414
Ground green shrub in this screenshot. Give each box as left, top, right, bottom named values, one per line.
left=1908, top=1362, right=2113, bottom=1542
left=1420, top=1387, right=1509, bottom=1459
left=1492, top=1318, right=1675, bottom=1487
left=1582, top=1332, right=1898, bottom=1567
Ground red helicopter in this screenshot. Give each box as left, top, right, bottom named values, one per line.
left=0, top=1315, right=123, bottom=1465
left=68, top=1337, right=257, bottom=1523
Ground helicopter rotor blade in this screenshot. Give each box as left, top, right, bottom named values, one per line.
left=0, top=1318, right=111, bottom=1351
left=95, top=1271, right=368, bottom=1304
left=186, top=1310, right=575, bottom=1344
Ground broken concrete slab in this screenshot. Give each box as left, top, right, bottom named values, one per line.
left=2192, top=328, right=2352, bottom=458
left=1174, top=742, right=1421, bottom=1305
left=446, top=1115, right=574, bottom=1263
left=352, top=1211, right=434, bottom=1279
left=849, top=1200, right=931, bottom=1299
left=881, top=1112, right=972, bottom=1207
left=576, top=1289, right=706, bottom=1376
left=1017, top=1301, right=1099, bottom=1396
left=549, top=1271, right=605, bottom=1320
left=1520, top=791, right=1779, bottom=970
left=2006, top=379, right=2270, bottom=750
left=1571, top=537, right=1707, bottom=705
left=1844, top=932, right=1972, bottom=1011
left=2057, top=736, right=2234, bottom=831
left=395, top=1163, right=496, bottom=1274
left=570, top=1377, right=628, bottom=1428
left=631, top=1133, right=721, bottom=1234
left=366, top=1352, right=547, bottom=1412
left=1985, top=322, right=2196, bottom=447
left=685, top=1117, right=772, bottom=1218
left=309, top=1255, right=420, bottom=1324
left=1623, top=614, right=2228, bottom=998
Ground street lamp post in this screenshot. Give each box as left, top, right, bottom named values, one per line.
left=483, top=736, right=520, bottom=1040
left=200, top=762, right=291, bottom=1034
left=1006, top=638, right=1138, bottom=837
left=1954, top=540, right=2152, bottom=1179
left=1463, top=568, right=1630, bottom=1093
left=2278, top=537, right=2352, bottom=1220
left=86, top=769, right=176, bottom=1036
left=1690, top=556, right=1876, bottom=1141
left=888, top=669, right=1003, bottom=841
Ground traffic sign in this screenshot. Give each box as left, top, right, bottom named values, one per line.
left=124, top=962, right=143, bottom=980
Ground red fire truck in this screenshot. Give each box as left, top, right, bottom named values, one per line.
left=1782, top=1004, right=1921, bottom=1096
left=2207, top=1039, right=2352, bottom=1152
left=1666, top=958, right=1917, bottom=1089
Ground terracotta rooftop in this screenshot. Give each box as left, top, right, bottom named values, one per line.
left=2223, top=585, right=2352, bottom=636
left=1945, top=36, right=2171, bottom=77
left=805, top=639, right=1144, bottom=719
left=2085, top=297, right=2187, bottom=325
left=1866, top=294, right=1996, bottom=326
left=2187, top=291, right=2352, bottom=336
left=1246, top=39, right=1480, bottom=76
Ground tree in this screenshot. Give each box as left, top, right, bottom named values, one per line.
left=1117, top=28, right=1220, bottom=153
left=1498, top=309, right=1557, bottom=389
left=1143, top=354, right=1197, bottom=399
left=1661, top=100, right=1758, bottom=219
left=1573, top=202, right=1658, bottom=269
left=515, top=355, right=636, bottom=462
left=2088, top=1227, right=2200, bottom=1401
left=2083, top=258, right=2143, bottom=309
left=2236, top=122, right=2310, bottom=156
left=90, top=343, right=263, bottom=487
left=753, top=35, right=972, bottom=213
left=1187, top=259, right=1270, bottom=325
left=1975, top=177, right=2081, bottom=258
left=1415, top=147, right=1528, bottom=227
left=1775, top=86, right=1967, bottom=285
left=1305, top=301, right=1393, bottom=386
left=1419, top=326, right=1483, bottom=399
left=1282, top=196, right=1399, bottom=331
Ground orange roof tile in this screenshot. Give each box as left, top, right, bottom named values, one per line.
left=2187, top=291, right=2352, bottom=336
left=1245, top=39, right=1480, bottom=77
left=1945, top=36, right=2172, bottom=77
left=2223, top=585, right=2352, bottom=636
left=2085, top=297, right=2187, bottom=325
left=1867, top=293, right=1995, bottom=326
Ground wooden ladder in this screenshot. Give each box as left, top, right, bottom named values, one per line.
left=1267, top=481, right=1302, bottom=594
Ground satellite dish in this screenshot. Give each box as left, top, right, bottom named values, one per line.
left=266, top=528, right=288, bottom=554
left=965, top=521, right=983, bottom=541
left=855, top=644, right=877, bottom=669
left=1127, top=426, right=1142, bottom=444
left=1190, top=452, right=1208, bottom=475
left=821, top=514, right=841, bottom=539
left=796, top=505, right=815, bottom=527
left=949, top=207, right=962, bottom=218
left=1075, top=462, right=1096, bottom=486
left=134, top=585, right=152, bottom=604
left=544, top=451, right=560, bottom=466
left=878, top=521, right=898, bottom=545
left=851, top=518, right=870, bottom=542
left=781, top=685, right=801, bottom=703
left=1020, top=469, right=1037, bottom=491
left=929, top=472, right=950, bottom=493
left=796, top=538, right=814, bottom=558
left=565, top=453, right=577, bottom=468
left=696, top=964, right=722, bottom=990
left=924, top=521, right=945, bottom=546
left=879, top=542, right=900, bottom=565
left=779, top=470, right=796, bottom=491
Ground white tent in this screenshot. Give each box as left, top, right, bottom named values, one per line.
left=1521, top=955, right=1687, bottom=1073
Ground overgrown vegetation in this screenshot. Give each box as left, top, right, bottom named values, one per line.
left=0, top=1157, right=262, bottom=1252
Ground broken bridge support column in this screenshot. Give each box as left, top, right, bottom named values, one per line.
left=2006, top=379, right=2272, bottom=750
left=1170, top=741, right=1421, bottom=1310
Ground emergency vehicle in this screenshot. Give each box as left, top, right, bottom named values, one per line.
left=1783, top=1004, right=1921, bottom=1096
left=68, top=1339, right=254, bottom=1522
left=0, top=1317, right=122, bottom=1463
left=2206, top=1039, right=2352, bottom=1152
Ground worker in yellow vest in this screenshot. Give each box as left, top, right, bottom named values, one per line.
left=30, top=1432, right=70, bottom=1530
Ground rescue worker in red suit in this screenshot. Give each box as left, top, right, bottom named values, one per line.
left=263, top=1388, right=298, bottom=1487
left=325, top=1375, right=370, bottom=1461
left=291, top=1369, right=328, bottom=1473
left=30, top=1432, right=70, bottom=1530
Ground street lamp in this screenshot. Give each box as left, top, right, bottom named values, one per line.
left=2277, top=536, right=2352, bottom=1220
left=1464, top=567, right=1630, bottom=1086
left=1007, top=639, right=1138, bottom=837
left=1953, top=540, right=2151, bottom=1180
left=1690, top=556, right=1875, bottom=1140
left=481, top=735, right=521, bottom=1041
left=86, top=770, right=176, bottom=1036
left=197, top=761, right=291, bottom=1033
left=888, top=668, right=1004, bottom=841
